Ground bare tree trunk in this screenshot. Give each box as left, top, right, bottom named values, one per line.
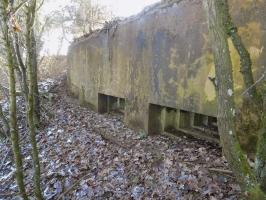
left=221, top=2, right=261, bottom=103
left=27, top=49, right=43, bottom=199
left=0, top=104, right=9, bottom=138
left=31, top=31, right=41, bottom=126
left=0, top=128, right=6, bottom=139
left=204, top=0, right=265, bottom=199
left=8, top=52, right=29, bottom=200
left=0, top=1, right=28, bottom=199
left=25, top=1, right=43, bottom=199
left=218, top=1, right=264, bottom=156
left=14, top=33, right=29, bottom=102
left=256, top=122, right=266, bottom=193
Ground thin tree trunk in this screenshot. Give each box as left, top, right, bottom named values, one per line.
left=0, top=128, right=6, bottom=139
left=8, top=53, right=29, bottom=200
left=0, top=104, right=10, bottom=137
left=204, top=0, right=265, bottom=198
left=220, top=0, right=264, bottom=157
left=0, top=1, right=28, bottom=199
left=27, top=51, right=43, bottom=199
left=25, top=1, right=43, bottom=199
left=31, top=31, right=41, bottom=126
left=221, top=1, right=261, bottom=103
left=14, top=33, right=29, bottom=102
left=256, top=121, right=266, bottom=193
left=221, top=2, right=266, bottom=193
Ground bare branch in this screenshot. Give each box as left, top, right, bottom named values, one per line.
left=241, top=69, right=266, bottom=97
left=13, top=0, right=29, bottom=15
left=36, top=0, right=44, bottom=12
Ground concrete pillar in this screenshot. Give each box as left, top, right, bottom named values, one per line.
left=179, top=110, right=191, bottom=128
left=98, top=93, right=108, bottom=113
left=148, top=104, right=164, bottom=135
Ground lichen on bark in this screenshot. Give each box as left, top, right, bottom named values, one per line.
left=204, top=0, right=266, bottom=198
left=25, top=0, right=43, bottom=199
left=0, top=1, right=28, bottom=199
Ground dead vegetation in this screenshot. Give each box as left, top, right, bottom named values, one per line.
left=0, top=76, right=241, bottom=199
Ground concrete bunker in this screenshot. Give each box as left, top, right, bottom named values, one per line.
left=68, top=0, right=266, bottom=142
left=148, top=104, right=219, bottom=142
left=98, top=93, right=125, bottom=114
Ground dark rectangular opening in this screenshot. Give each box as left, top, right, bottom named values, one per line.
left=179, top=110, right=191, bottom=129
left=193, top=113, right=218, bottom=137
left=194, top=113, right=208, bottom=127
left=148, top=104, right=164, bottom=135
left=208, top=116, right=218, bottom=132
left=148, top=104, right=179, bottom=135
left=164, top=107, right=179, bottom=132
left=98, top=93, right=125, bottom=114
left=148, top=104, right=219, bottom=143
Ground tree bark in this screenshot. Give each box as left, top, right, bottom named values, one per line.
left=25, top=1, right=40, bottom=127
left=256, top=122, right=266, bottom=193
left=219, top=1, right=264, bottom=157
left=221, top=1, right=261, bottom=103
left=25, top=1, right=43, bottom=199
left=204, top=0, right=266, bottom=198
left=217, top=1, right=266, bottom=191
left=14, top=33, right=29, bottom=102
left=31, top=31, right=41, bottom=126
left=0, top=104, right=10, bottom=138
left=0, top=1, right=28, bottom=199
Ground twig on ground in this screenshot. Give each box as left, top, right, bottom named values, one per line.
left=209, top=167, right=233, bottom=175
left=93, top=127, right=135, bottom=149
left=56, top=174, right=90, bottom=200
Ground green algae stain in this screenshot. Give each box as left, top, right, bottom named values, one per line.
left=228, top=38, right=244, bottom=95
left=203, top=53, right=216, bottom=102
left=238, top=22, right=264, bottom=76
left=228, top=21, right=264, bottom=105
left=230, top=0, right=264, bottom=11
left=183, top=52, right=216, bottom=113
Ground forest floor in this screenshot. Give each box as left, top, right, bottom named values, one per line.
left=0, top=76, right=241, bottom=200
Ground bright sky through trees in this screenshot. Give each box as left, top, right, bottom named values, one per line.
left=97, top=0, right=160, bottom=17
left=42, top=0, right=160, bottom=55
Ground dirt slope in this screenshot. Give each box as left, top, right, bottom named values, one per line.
left=0, top=77, right=240, bottom=200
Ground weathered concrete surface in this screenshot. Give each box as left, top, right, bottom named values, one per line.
left=68, top=0, right=266, bottom=135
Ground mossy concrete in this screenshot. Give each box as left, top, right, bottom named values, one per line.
left=68, top=0, right=266, bottom=135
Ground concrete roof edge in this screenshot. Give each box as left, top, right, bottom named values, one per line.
left=71, top=0, right=183, bottom=44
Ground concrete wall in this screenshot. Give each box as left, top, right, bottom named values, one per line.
left=68, top=0, right=266, bottom=135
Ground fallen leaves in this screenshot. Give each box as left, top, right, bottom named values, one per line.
left=0, top=76, right=241, bottom=199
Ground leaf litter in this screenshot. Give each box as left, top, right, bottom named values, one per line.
left=0, top=76, right=241, bottom=199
